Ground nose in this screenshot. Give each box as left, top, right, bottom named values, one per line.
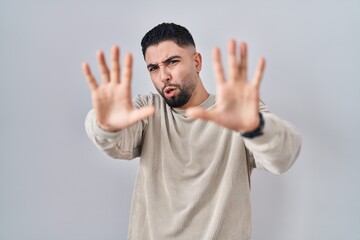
left=159, top=64, right=171, bottom=83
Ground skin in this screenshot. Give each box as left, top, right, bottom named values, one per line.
left=187, top=40, right=265, bottom=132
left=82, top=39, right=265, bottom=133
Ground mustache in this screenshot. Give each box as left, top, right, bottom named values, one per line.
left=161, top=83, right=181, bottom=93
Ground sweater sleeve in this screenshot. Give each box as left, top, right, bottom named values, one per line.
left=244, top=102, right=302, bottom=174
left=84, top=95, right=150, bottom=160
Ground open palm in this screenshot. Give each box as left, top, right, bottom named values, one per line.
left=187, top=40, right=265, bottom=133
left=82, top=46, right=155, bottom=132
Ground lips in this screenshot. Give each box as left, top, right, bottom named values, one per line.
left=163, top=86, right=178, bottom=98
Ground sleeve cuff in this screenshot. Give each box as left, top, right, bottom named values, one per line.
left=242, top=114, right=280, bottom=151
left=87, top=109, right=123, bottom=139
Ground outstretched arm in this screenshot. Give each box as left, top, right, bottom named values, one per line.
left=187, top=40, right=301, bottom=173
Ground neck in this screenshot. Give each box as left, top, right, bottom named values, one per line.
left=175, top=79, right=209, bottom=110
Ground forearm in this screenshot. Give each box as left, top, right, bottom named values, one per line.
left=85, top=109, right=144, bottom=160
left=244, top=112, right=302, bottom=174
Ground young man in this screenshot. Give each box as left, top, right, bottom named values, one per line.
left=83, top=23, right=301, bottom=240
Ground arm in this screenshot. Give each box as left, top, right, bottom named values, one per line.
left=244, top=103, right=302, bottom=174
left=187, top=39, right=301, bottom=174
left=85, top=103, right=147, bottom=160
left=82, top=46, right=155, bottom=159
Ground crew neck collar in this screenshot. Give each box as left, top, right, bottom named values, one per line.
left=172, top=94, right=216, bottom=116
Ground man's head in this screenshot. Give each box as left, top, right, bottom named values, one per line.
left=141, top=23, right=196, bottom=58
left=141, top=23, right=206, bottom=109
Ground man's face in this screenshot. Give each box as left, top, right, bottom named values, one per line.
left=145, top=40, right=201, bottom=108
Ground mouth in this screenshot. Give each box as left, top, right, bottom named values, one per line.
left=163, top=86, right=178, bottom=98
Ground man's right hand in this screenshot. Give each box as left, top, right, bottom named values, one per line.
left=82, top=45, right=155, bottom=132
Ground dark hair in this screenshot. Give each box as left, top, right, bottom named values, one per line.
left=141, top=23, right=196, bottom=57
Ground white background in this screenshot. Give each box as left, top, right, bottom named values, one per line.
left=1, top=0, right=359, bottom=239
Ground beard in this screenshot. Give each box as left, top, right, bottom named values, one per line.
left=157, top=79, right=196, bottom=108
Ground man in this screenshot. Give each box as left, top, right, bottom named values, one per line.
left=83, top=23, right=301, bottom=240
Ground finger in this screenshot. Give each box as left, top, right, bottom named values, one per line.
left=252, top=57, right=266, bottom=89
left=122, top=53, right=133, bottom=90
left=186, top=107, right=217, bottom=121
left=212, top=48, right=226, bottom=85
left=130, top=106, right=156, bottom=123
left=228, top=39, right=238, bottom=82
left=239, top=42, right=248, bottom=81
left=110, top=45, right=120, bottom=84
left=97, top=50, right=110, bottom=84
left=82, top=62, right=98, bottom=91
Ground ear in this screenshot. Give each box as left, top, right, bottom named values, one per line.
left=194, top=52, right=202, bottom=73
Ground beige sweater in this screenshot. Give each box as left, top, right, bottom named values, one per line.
left=85, top=93, right=301, bottom=240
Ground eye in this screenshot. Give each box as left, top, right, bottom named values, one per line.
left=168, top=59, right=179, bottom=65
left=148, top=66, right=158, bottom=72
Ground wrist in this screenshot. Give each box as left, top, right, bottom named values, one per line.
left=96, top=120, right=121, bottom=132
left=241, top=112, right=264, bottom=139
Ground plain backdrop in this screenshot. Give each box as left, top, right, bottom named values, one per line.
left=1, top=0, right=359, bottom=239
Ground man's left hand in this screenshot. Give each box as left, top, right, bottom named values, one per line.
left=186, top=39, right=266, bottom=133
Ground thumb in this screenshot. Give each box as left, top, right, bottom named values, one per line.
left=130, top=106, right=156, bottom=122
left=186, top=107, right=216, bottom=121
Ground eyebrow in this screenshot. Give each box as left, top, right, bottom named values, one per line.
left=147, top=55, right=182, bottom=70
